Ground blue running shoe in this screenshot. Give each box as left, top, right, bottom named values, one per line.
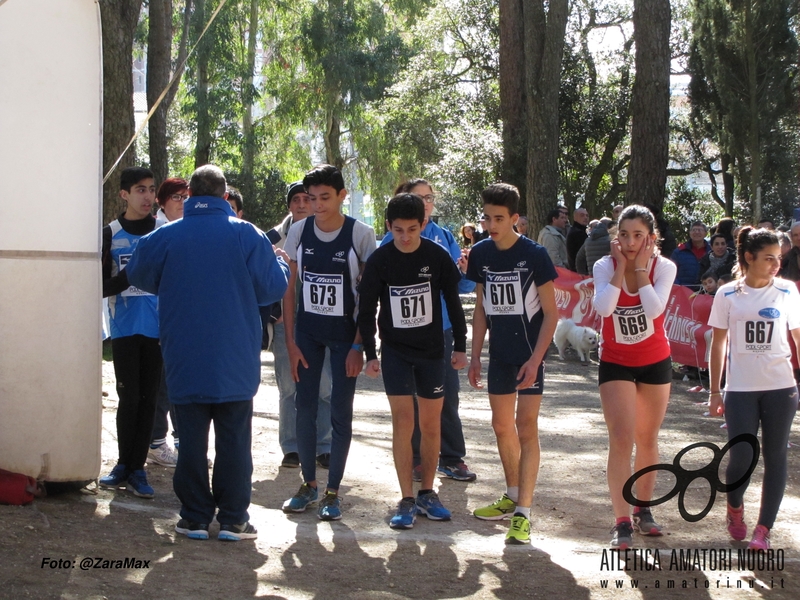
left=389, top=497, right=417, bottom=529
left=282, top=483, right=318, bottom=513
left=175, top=519, right=209, bottom=540
left=99, top=464, right=129, bottom=489
left=318, top=491, right=342, bottom=521
left=126, top=470, right=154, bottom=499
left=218, top=522, right=258, bottom=541
left=416, top=491, right=451, bottom=521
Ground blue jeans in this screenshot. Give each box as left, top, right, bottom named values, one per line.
left=273, top=322, right=332, bottom=455
left=412, top=328, right=466, bottom=465
left=294, top=330, right=357, bottom=491
left=173, top=400, right=253, bottom=525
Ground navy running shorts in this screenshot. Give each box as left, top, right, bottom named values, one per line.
left=381, top=344, right=445, bottom=399
left=487, top=358, right=545, bottom=396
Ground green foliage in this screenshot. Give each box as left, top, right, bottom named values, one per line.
left=225, top=168, right=288, bottom=231
left=662, top=178, right=725, bottom=241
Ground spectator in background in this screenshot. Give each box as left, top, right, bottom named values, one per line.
left=612, top=205, right=624, bottom=222
left=645, top=204, right=676, bottom=259
left=779, top=222, right=800, bottom=281
left=226, top=186, right=244, bottom=218
left=672, top=221, right=710, bottom=289
left=461, top=222, right=478, bottom=248
left=778, top=231, right=791, bottom=258
left=576, top=217, right=613, bottom=276
left=557, top=205, right=570, bottom=236
left=699, top=269, right=718, bottom=296
left=517, top=216, right=529, bottom=238
left=757, top=218, right=775, bottom=230
left=537, top=208, right=569, bottom=268
left=715, top=217, right=737, bottom=250
left=155, top=177, right=189, bottom=226
left=698, top=233, right=736, bottom=281
left=566, top=207, right=589, bottom=271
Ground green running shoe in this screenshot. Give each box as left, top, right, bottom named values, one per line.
left=473, top=494, right=516, bottom=521
left=505, top=514, right=531, bottom=545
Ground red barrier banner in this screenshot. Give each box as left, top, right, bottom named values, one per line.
left=553, top=267, right=714, bottom=368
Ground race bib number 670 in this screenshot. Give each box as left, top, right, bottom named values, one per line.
left=303, top=272, right=343, bottom=316
left=484, top=271, right=523, bottom=315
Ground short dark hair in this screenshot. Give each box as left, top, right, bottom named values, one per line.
left=303, top=164, right=345, bottom=193
left=481, top=183, right=519, bottom=215
left=226, top=186, right=243, bottom=213
left=709, top=233, right=727, bottom=246
left=189, top=164, right=227, bottom=197
left=386, top=193, right=425, bottom=224
left=545, top=208, right=562, bottom=226
left=120, top=167, right=154, bottom=192
left=701, top=269, right=717, bottom=281
left=394, top=178, right=430, bottom=195
left=156, top=177, right=189, bottom=207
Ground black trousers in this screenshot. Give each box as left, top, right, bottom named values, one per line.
left=111, top=335, right=162, bottom=471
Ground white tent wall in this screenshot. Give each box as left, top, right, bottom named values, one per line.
left=0, top=0, right=103, bottom=480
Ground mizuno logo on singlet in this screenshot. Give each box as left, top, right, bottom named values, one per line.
left=304, top=248, right=314, bottom=255
left=305, top=274, right=340, bottom=284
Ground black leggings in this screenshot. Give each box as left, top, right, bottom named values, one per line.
left=724, top=386, right=799, bottom=528
left=111, top=335, right=163, bottom=471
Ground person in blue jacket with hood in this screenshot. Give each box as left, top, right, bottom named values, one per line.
left=126, top=164, right=289, bottom=542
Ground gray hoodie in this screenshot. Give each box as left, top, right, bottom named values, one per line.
left=577, top=221, right=611, bottom=276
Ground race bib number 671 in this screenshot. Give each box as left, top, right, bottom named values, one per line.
left=389, top=282, right=433, bottom=328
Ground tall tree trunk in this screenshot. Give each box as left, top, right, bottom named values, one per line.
left=147, top=0, right=172, bottom=187
left=523, top=0, right=569, bottom=234
left=324, top=107, right=344, bottom=169
left=744, top=1, right=762, bottom=222
left=721, top=153, right=735, bottom=216
left=194, top=0, right=212, bottom=168
left=241, top=0, right=260, bottom=202
left=99, top=0, right=143, bottom=224
left=499, top=0, right=527, bottom=204
left=625, top=0, right=671, bottom=211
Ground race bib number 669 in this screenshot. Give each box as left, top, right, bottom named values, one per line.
left=612, top=304, right=653, bottom=345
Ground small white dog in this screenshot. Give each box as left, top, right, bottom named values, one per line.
left=554, top=319, right=598, bottom=364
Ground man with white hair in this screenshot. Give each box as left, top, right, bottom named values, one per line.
left=780, top=222, right=800, bottom=281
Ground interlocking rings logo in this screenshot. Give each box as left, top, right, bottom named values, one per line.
left=622, top=433, right=760, bottom=522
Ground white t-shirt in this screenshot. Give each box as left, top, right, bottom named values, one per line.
left=708, top=278, right=800, bottom=391
left=284, top=216, right=376, bottom=264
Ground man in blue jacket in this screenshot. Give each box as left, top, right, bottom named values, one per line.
left=671, top=221, right=710, bottom=289
left=126, top=165, right=289, bottom=541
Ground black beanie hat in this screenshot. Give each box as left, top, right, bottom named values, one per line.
left=286, top=181, right=306, bottom=207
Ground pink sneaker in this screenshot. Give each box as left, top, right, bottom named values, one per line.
left=726, top=505, right=747, bottom=541
left=748, top=525, right=770, bottom=550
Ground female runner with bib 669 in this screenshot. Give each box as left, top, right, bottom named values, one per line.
left=708, top=227, right=800, bottom=551
left=592, top=205, right=677, bottom=549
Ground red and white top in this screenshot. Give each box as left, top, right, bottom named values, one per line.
left=593, top=255, right=676, bottom=367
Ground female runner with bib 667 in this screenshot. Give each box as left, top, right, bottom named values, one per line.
left=592, top=205, right=677, bottom=549
left=708, top=227, right=800, bottom=551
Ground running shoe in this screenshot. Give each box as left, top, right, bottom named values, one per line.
left=610, top=521, right=634, bottom=550
left=126, top=470, right=154, bottom=499
left=473, top=494, right=516, bottom=521
left=412, top=465, right=422, bottom=482
left=282, top=483, right=318, bottom=513
left=505, top=514, right=531, bottom=545
left=99, top=464, right=129, bottom=489
left=148, top=443, right=178, bottom=468
left=316, top=453, right=331, bottom=469
left=438, top=462, right=477, bottom=482
left=318, top=491, right=342, bottom=521
left=175, top=519, right=209, bottom=540
left=389, top=498, right=417, bottom=530
left=632, top=508, right=662, bottom=536
left=726, top=504, right=747, bottom=541
left=416, top=491, right=451, bottom=521
left=748, top=525, right=770, bottom=550
left=219, top=522, right=258, bottom=541
left=281, top=452, right=300, bottom=468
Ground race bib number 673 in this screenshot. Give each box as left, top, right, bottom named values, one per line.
left=303, top=272, right=343, bottom=316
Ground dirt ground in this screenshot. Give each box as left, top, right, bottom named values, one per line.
left=2, top=319, right=800, bottom=599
